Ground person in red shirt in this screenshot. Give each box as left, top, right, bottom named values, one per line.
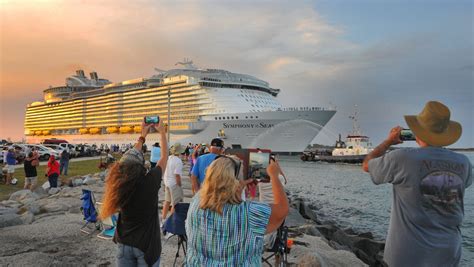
left=46, top=155, right=60, bottom=188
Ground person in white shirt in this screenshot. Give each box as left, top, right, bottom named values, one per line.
left=162, top=143, right=185, bottom=220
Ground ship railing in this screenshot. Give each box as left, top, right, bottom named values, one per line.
left=277, top=107, right=332, bottom=111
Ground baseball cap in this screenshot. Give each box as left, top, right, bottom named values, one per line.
left=170, top=143, right=186, bottom=155
left=210, top=138, right=224, bottom=148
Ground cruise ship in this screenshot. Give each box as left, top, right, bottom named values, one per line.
left=24, top=60, right=336, bottom=152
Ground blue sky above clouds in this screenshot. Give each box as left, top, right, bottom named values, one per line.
left=0, top=0, right=472, bottom=147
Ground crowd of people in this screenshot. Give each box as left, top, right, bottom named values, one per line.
left=3, top=100, right=468, bottom=266
left=97, top=100, right=473, bottom=267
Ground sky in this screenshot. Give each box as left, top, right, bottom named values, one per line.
left=0, top=0, right=473, bottom=148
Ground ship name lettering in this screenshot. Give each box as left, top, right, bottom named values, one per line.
left=223, top=123, right=274, bottom=129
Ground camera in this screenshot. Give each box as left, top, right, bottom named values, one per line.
left=144, top=116, right=159, bottom=124
left=400, top=128, right=416, bottom=141
left=224, top=148, right=272, bottom=182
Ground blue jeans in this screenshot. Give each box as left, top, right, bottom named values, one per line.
left=117, top=243, right=160, bottom=267
left=60, top=161, right=69, bottom=175
left=48, top=173, right=59, bottom=188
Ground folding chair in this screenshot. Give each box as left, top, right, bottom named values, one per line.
left=262, top=224, right=290, bottom=267
left=163, top=203, right=190, bottom=267
left=95, top=201, right=118, bottom=240
left=80, top=189, right=100, bottom=234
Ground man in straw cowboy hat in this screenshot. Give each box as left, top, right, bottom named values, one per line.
left=362, top=101, right=472, bottom=266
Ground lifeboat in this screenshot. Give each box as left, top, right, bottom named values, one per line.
left=79, top=128, right=89, bottom=134
left=119, top=126, right=133, bottom=134
left=134, top=126, right=142, bottom=133
left=35, top=130, right=43, bottom=135
left=42, top=130, right=50, bottom=135
left=106, top=127, right=118, bottom=134
left=89, top=128, right=100, bottom=134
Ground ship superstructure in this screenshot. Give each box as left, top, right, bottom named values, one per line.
left=25, top=60, right=336, bottom=152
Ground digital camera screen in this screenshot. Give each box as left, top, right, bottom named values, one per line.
left=248, top=152, right=270, bottom=182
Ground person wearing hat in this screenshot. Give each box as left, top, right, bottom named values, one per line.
left=100, top=120, right=168, bottom=267
left=362, top=101, right=472, bottom=267
left=190, top=138, right=225, bottom=194
left=161, top=143, right=185, bottom=221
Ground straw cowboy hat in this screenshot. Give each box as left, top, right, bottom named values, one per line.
left=404, top=101, right=462, bottom=147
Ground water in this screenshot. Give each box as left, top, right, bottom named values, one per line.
left=279, top=152, right=474, bottom=266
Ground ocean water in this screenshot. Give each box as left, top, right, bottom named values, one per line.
left=279, top=152, right=474, bottom=266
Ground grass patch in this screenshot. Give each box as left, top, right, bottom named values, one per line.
left=0, top=158, right=104, bottom=201
left=0, top=152, right=150, bottom=201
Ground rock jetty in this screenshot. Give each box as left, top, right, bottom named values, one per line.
left=0, top=163, right=367, bottom=266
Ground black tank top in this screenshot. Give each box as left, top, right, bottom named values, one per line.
left=24, top=159, right=37, bottom=177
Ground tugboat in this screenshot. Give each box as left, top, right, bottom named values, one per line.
left=301, top=108, right=373, bottom=164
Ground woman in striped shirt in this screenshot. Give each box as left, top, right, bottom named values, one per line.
left=185, top=156, right=289, bottom=266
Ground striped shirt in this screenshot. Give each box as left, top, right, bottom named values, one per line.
left=185, top=195, right=271, bottom=266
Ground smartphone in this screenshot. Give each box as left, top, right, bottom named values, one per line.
left=144, top=116, right=159, bottom=124
left=249, top=151, right=271, bottom=183
left=400, top=128, right=416, bottom=141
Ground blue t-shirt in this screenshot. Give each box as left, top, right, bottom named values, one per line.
left=368, top=147, right=472, bottom=267
left=6, top=151, right=16, bottom=165
left=191, top=153, right=218, bottom=184
left=150, top=147, right=161, bottom=163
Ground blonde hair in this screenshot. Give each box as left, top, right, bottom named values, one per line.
left=199, top=157, right=241, bottom=214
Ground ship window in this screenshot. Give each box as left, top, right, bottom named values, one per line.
left=219, top=117, right=222, bottom=120
left=215, top=117, right=217, bottom=120
left=236, top=116, right=239, bottom=119
left=256, top=116, right=258, bottom=118
left=227, top=117, right=230, bottom=119
left=245, top=116, right=248, bottom=119
left=231, top=116, right=234, bottom=119
left=250, top=116, right=253, bottom=119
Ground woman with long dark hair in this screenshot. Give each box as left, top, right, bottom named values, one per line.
left=100, top=121, right=167, bottom=267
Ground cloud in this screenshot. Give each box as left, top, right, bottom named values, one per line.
left=0, top=0, right=472, bottom=147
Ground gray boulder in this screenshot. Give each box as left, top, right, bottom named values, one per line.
left=0, top=206, right=19, bottom=215
left=83, top=176, right=97, bottom=185
left=285, top=207, right=308, bottom=228
left=33, top=186, right=49, bottom=199
left=293, top=224, right=322, bottom=237
left=48, top=187, right=61, bottom=195
left=21, top=211, right=35, bottom=224
left=0, top=213, right=23, bottom=228
left=0, top=200, right=22, bottom=209
left=73, top=178, right=84, bottom=187
left=24, top=202, right=41, bottom=215
left=9, top=190, right=39, bottom=202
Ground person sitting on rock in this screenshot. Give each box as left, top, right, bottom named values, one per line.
left=185, top=156, right=289, bottom=266
left=100, top=120, right=167, bottom=267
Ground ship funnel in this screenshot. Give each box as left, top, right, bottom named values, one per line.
left=90, top=72, right=98, bottom=80
left=76, top=70, right=86, bottom=77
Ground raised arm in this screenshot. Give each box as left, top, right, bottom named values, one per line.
left=362, top=126, right=402, bottom=172
left=266, top=160, right=289, bottom=234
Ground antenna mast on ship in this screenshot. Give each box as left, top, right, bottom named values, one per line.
left=175, top=58, right=197, bottom=69
left=348, top=105, right=362, bottom=136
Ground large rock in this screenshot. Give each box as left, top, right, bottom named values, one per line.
left=332, top=230, right=385, bottom=266
left=0, top=200, right=22, bottom=209
left=20, top=211, right=35, bottom=224
left=73, top=178, right=84, bottom=187
left=291, top=199, right=318, bottom=222
left=315, top=224, right=338, bottom=240
left=9, top=190, right=39, bottom=202
left=48, top=187, right=61, bottom=195
left=33, top=186, right=49, bottom=199
left=289, top=235, right=366, bottom=267
left=83, top=175, right=97, bottom=185
left=292, top=224, right=322, bottom=237
left=0, top=213, right=23, bottom=228
left=24, top=202, right=41, bottom=215
left=285, top=207, right=308, bottom=228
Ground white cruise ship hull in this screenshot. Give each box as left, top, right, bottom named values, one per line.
left=26, top=110, right=335, bottom=152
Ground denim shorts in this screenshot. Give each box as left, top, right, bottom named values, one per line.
left=116, top=243, right=160, bottom=267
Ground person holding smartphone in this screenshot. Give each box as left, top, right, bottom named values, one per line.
left=100, top=119, right=168, bottom=267
left=185, top=157, right=289, bottom=266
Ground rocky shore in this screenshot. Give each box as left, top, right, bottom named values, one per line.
left=0, top=163, right=369, bottom=266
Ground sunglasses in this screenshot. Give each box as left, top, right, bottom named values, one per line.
left=214, top=155, right=241, bottom=179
